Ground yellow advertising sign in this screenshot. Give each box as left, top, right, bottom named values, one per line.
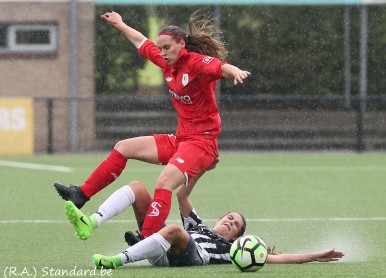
left=0, top=98, right=34, bottom=155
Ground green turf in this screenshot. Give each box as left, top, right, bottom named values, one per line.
left=0, top=152, right=385, bottom=277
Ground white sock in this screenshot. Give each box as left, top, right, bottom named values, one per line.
left=119, top=233, right=170, bottom=265
left=91, top=185, right=135, bottom=227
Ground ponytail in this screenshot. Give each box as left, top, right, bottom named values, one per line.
left=158, top=9, right=228, bottom=60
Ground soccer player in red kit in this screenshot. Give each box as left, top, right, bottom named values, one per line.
left=54, top=10, right=251, bottom=240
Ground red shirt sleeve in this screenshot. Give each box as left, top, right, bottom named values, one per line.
left=138, top=39, right=167, bottom=69
left=193, top=55, right=227, bottom=81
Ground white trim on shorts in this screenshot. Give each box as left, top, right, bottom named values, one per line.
left=183, top=172, right=189, bottom=186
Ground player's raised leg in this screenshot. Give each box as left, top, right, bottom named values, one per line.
left=55, top=148, right=127, bottom=209
left=54, top=136, right=159, bottom=209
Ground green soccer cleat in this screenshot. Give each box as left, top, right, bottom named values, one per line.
left=65, top=201, right=92, bottom=240
left=93, top=254, right=122, bottom=269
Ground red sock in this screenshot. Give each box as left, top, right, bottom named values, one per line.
left=80, top=149, right=127, bottom=198
left=140, top=188, right=172, bottom=237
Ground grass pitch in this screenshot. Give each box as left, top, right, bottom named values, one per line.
left=0, top=152, right=385, bottom=277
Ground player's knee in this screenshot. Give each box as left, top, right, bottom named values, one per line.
left=128, top=181, right=151, bottom=203
left=158, top=224, right=186, bottom=244
left=128, top=180, right=145, bottom=193
left=176, top=187, right=185, bottom=199
left=113, top=140, right=126, bottom=151
left=155, top=173, right=170, bottom=189
left=164, top=224, right=184, bottom=237
left=155, top=166, right=186, bottom=190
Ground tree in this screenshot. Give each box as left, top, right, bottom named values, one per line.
left=95, top=5, right=149, bottom=95
left=94, top=5, right=386, bottom=97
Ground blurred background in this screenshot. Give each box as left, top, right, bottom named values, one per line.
left=1, top=0, right=386, bottom=155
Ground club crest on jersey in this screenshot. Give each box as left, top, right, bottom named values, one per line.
left=202, top=56, right=214, bottom=64
left=182, top=74, right=189, bottom=86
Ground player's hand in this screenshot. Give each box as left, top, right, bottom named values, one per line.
left=234, top=70, right=251, bottom=86
left=316, top=249, right=344, bottom=262
left=101, top=11, right=123, bottom=26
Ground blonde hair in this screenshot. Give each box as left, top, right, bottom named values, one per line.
left=158, top=9, right=228, bottom=60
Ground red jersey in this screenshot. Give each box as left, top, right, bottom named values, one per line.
left=138, top=39, right=227, bottom=139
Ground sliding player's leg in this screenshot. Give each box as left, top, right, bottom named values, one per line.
left=94, top=224, right=191, bottom=269
left=65, top=181, right=151, bottom=240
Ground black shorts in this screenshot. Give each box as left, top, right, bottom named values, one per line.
left=167, top=235, right=204, bottom=267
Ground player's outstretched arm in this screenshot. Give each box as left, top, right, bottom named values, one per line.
left=101, top=11, right=146, bottom=48
left=176, top=173, right=205, bottom=229
left=221, top=64, right=251, bottom=86
left=266, top=249, right=344, bottom=264
left=314, top=249, right=345, bottom=262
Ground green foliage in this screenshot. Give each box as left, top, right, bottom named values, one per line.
left=221, top=6, right=345, bottom=95
left=95, top=5, right=149, bottom=95
left=94, top=5, right=386, bottom=96
left=368, top=7, right=386, bottom=95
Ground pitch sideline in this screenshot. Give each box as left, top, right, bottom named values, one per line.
left=0, top=159, right=73, bottom=172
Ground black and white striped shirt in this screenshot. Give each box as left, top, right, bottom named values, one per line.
left=187, top=224, right=231, bottom=265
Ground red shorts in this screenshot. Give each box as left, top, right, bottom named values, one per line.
left=153, top=134, right=218, bottom=185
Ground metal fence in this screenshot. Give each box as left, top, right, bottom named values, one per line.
left=35, top=95, right=386, bottom=153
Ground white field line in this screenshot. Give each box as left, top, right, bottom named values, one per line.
left=1, top=160, right=383, bottom=174
left=1, top=217, right=386, bottom=224
left=0, top=160, right=73, bottom=172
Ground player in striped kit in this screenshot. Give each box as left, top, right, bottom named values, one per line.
left=63, top=180, right=344, bottom=268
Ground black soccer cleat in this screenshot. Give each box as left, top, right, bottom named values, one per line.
left=53, top=181, right=89, bottom=209
left=124, top=231, right=144, bottom=246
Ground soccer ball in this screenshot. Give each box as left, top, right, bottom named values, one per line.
left=230, top=235, right=268, bottom=272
